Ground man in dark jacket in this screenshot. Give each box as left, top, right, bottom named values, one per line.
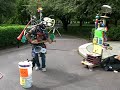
left=101, top=55, right=120, bottom=72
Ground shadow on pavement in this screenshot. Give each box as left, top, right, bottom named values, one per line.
left=26, top=85, right=50, bottom=90
left=42, top=68, right=85, bottom=88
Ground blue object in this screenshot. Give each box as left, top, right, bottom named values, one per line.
left=101, top=23, right=105, bottom=27
left=98, top=38, right=103, bottom=45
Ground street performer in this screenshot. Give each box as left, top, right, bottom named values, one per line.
left=26, top=22, right=52, bottom=72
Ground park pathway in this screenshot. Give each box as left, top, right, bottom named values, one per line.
left=0, top=35, right=120, bottom=90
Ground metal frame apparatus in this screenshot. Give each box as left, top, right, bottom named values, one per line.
left=81, top=5, right=112, bottom=71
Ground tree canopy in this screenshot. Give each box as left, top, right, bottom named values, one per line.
left=0, top=0, right=120, bottom=27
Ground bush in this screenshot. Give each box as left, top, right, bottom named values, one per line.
left=0, top=25, right=24, bottom=48
left=107, top=26, right=120, bottom=41
left=59, top=25, right=94, bottom=39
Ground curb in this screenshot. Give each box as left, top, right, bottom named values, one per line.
left=78, top=43, right=92, bottom=58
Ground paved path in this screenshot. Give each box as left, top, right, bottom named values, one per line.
left=0, top=35, right=120, bottom=90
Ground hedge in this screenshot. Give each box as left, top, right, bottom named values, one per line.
left=107, top=26, right=120, bottom=41
left=0, top=24, right=119, bottom=49
left=0, top=25, right=24, bottom=48
left=59, top=25, right=94, bottom=39
left=59, top=24, right=120, bottom=41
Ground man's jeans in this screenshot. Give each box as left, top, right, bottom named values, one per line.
left=32, top=48, right=46, bottom=68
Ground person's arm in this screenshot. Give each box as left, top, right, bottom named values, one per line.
left=46, top=38, right=52, bottom=44
left=26, top=30, right=32, bottom=43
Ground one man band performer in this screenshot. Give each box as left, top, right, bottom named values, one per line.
left=26, top=23, right=52, bottom=72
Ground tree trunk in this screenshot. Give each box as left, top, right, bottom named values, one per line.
left=115, top=19, right=118, bottom=26
left=61, top=19, right=68, bottom=32
left=59, top=15, right=71, bottom=32
left=63, top=22, right=68, bottom=32
left=79, top=19, right=83, bottom=26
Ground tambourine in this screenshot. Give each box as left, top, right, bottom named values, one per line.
left=40, top=48, right=47, bottom=53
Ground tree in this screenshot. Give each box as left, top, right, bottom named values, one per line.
left=108, top=0, right=120, bottom=26
left=75, top=0, right=111, bottom=26
left=15, top=0, right=31, bottom=24
left=0, top=0, right=16, bottom=24
left=21, top=0, right=120, bottom=27
left=41, top=0, right=76, bottom=31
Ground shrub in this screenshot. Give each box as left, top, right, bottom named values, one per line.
left=107, top=26, right=120, bottom=41
left=0, top=25, right=24, bottom=48
left=59, top=25, right=94, bottom=39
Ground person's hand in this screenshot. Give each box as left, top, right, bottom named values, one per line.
left=48, top=39, right=56, bottom=44
left=53, top=40, right=56, bottom=42
left=114, top=55, right=120, bottom=60
left=31, top=40, right=40, bottom=44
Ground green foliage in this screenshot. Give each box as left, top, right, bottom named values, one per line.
left=0, top=25, right=24, bottom=48
left=60, top=24, right=94, bottom=39
left=41, top=0, right=76, bottom=16
left=0, top=0, right=17, bottom=24
left=107, top=26, right=120, bottom=41
left=27, top=0, right=38, bottom=16
left=16, top=0, right=30, bottom=24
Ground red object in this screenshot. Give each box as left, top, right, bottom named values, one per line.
left=86, top=54, right=101, bottom=65
left=17, top=20, right=32, bottom=41
left=17, top=30, right=24, bottom=41
left=105, top=27, right=108, bottom=31
left=19, top=68, right=28, bottom=77
left=96, top=19, right=98, bottom=23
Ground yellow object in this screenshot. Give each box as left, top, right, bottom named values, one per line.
left=37, top=7, right=43, bottom=11
left=81, top=60, right=93, bottom=66
left=93, top=38, right=98, bottom=44
left=20, top=77, right=25, bottom=85
left=98, top=23, right=100, bottom=28
left=93, top=44, right=103, bottom=55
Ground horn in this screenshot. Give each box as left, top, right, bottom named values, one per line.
left=17, top=19, right=32, bottom=41
left=17, top=30, right=24, bottom=41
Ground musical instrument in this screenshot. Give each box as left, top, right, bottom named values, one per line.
left=17, top=20, right=31, bottom=41
left=17, top=16, right=36, bottom=41
left=21, top=30, right=27, bottom=43
left=43, top=17, right=55, bottom=27
left=33, top=46, right=46, bottom=54
left=50, top=33, right=55, bottom=41
left=101, top=5, right=112, bottom=14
